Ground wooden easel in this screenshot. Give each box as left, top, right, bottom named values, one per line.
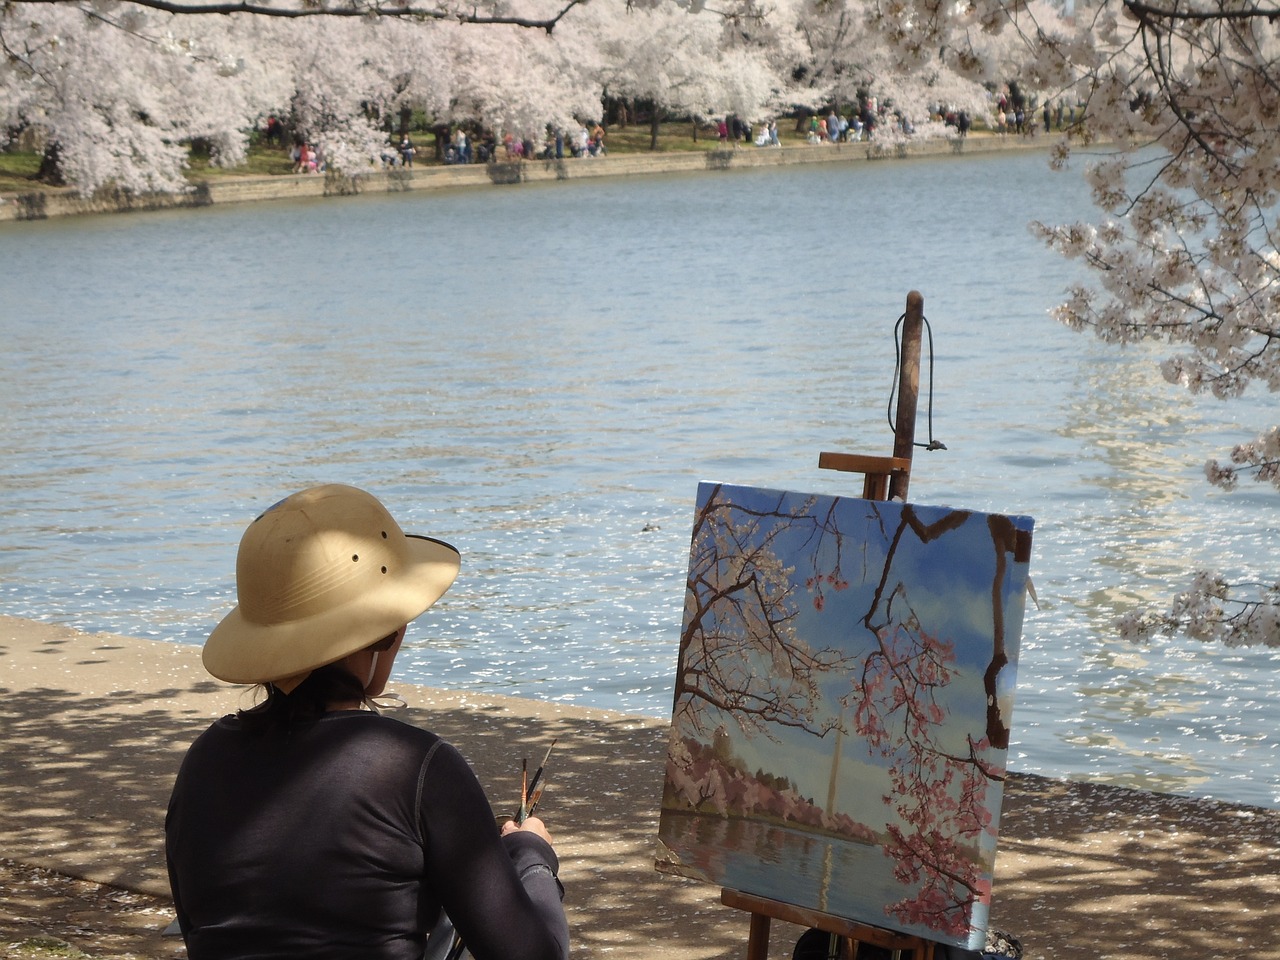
left=719, top=291, right=934, bottom=960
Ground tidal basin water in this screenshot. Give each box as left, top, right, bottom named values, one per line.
left=2, top=149, right=1277, bottom=808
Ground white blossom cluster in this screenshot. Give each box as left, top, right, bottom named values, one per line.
left=1116, top=572, right=1280, bottom=647
left=1204, top=425, right=1280, bottom=493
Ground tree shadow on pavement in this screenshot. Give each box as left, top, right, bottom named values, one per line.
left=3, top=651, right=1279, bottom=960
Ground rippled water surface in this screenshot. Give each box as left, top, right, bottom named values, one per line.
left=2, top=150, right=1277, bottom=807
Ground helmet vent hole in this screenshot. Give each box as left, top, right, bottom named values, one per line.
left=381, top=566, right=388, bottom=574
left=352, top=554, right=359, bottom=562
left=381, top=531, right=388, bottom=539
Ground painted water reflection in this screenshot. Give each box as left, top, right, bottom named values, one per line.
left=659, top=813, right=981, bottom=947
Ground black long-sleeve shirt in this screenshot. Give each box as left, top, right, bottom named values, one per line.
left=165, top=710, right=569, bottom=960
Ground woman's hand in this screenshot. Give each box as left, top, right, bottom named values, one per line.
left=501, top=815, right=554, bottom=847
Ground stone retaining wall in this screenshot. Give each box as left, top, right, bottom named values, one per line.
left=0, top=135, right=1047, bottom=223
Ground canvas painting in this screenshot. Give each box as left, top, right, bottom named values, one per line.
left=656, top=482, right=1035, bottom=950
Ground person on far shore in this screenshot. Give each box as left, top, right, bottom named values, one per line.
left=294, top=142, right=318, bottom=174
left=165, top=483, right=569, bottom=960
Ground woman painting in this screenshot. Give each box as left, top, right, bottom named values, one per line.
left=165, top=483, right=569, bottom=960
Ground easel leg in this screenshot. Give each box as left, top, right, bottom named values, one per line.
left=746, top=912, right=771, bottom=960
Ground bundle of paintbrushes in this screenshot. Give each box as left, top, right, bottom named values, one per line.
left=440, top=738, right=559, bottom=960
left=515, top=738, right=556, bottom=824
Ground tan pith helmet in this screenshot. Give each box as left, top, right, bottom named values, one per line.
left=203, top=484, right=460, bottom=691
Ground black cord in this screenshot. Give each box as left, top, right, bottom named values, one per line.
left=887, top=312, right=947, bottom=452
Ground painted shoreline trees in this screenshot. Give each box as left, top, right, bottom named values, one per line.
left=658, top=483, right=1034, bottom=948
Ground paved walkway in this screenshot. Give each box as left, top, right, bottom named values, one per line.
left=2, top=616, right=1277, bottom=960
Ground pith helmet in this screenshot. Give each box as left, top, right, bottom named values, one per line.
left=203, top=484, right=460, bottom=691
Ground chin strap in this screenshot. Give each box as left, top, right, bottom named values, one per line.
left=365, top=651, right=380, bottom=688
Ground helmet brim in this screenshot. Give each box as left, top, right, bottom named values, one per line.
left=203, top=533, right=459, bottom=686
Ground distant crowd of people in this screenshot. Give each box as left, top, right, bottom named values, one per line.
left=263, top=91, right=1081, bottom=175
left=990, top=92, right=1078, bottom=137
left=727, top=98, right=913, bottom=149
left=262, top=115, right=329, bottom=174
left=262, top=113, right=611, bottom=175
left=376, top=122, right=607, bottom=169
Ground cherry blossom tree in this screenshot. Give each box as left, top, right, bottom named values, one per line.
left=962, top=0, right=1280, bottom=647
left=7, top=0, right=584, bottom=30
left=1, top=2, right=607, bottom=191
left=1, top=6, right=284, bottom=192
left=586, top=2, right=815, bottom=147
left=768, top=0, right=998, bottom=132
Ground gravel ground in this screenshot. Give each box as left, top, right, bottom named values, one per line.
left=0, top=859, right=177, bottom=960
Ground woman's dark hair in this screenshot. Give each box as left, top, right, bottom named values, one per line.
left=234, top=629, right=400, bottom=732
left=237, top=663, right=368, bottom=733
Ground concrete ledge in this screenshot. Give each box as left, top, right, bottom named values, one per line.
left=0, top=136, right=1047, bottom=223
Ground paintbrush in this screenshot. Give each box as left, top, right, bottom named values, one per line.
left=520, top=758, right=528, bottom=822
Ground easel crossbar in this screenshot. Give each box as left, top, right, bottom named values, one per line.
left=721, top=889, right=935, bottom=960
left=817, top=452, right=912, bottom=502
left=816, top=453, right=912, bottom=476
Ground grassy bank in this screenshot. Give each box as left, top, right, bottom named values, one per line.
left=0, top=121, right=778, bottom=195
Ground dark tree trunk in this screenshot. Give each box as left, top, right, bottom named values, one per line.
left=37, top=142, right=65, bottom=186
left=432, top=124, right=451, bottom=162
left=603, top=94, right=628, bottom=128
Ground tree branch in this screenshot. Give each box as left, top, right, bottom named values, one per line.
left=1124, top=0, right=1280, bottom=22
left=8, top=0, right=585, bottom=31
